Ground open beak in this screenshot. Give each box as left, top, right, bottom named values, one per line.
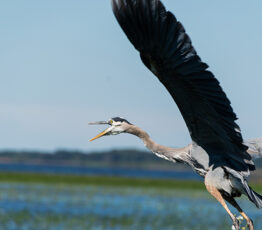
left=89, top=127, right=112, bottom=142
left=88, top=120, right=112, bottom=142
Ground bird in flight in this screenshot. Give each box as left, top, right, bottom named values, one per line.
left=89, top=0, right=262, bottom=229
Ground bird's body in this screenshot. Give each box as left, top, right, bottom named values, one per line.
left=90, top=117, right=262, bottom=229
left=89, top=0, right=262, bottom=229
left=117, top=121, right=261, bottom=199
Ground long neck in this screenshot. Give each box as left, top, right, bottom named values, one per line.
left=126, top=125, right=190, bottom=163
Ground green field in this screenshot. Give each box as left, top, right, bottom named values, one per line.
left=0, top=172, right=261, bottom=192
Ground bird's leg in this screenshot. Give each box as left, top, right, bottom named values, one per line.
left=205, top=183, right=239, bottom=230
left=223, top=195, right=254, bottom=230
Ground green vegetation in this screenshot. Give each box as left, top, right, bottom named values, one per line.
left=0, top=172, right=261, bottom=192
left=0, top=172, right=203, bottom=189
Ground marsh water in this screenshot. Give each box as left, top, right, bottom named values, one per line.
left=0, top=182, right=261, bottom=230
left=0, top=163, right=201, bottom=180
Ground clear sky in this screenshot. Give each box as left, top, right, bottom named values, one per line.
left=0, top=0, right=261, bottom=152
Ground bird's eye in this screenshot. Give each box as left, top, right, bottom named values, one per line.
left=109, top=120, right=113, bottom=125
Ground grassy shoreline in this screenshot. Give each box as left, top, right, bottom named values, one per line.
left=0, top=172, right=261, bottom=192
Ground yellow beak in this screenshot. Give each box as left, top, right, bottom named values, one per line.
left=89, top=127, right=112, bottom=142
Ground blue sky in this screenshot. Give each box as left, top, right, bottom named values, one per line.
left=0, top=0, right=261, bottom=152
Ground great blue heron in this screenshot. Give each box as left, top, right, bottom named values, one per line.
left=89, top=0, right=262, bottom=229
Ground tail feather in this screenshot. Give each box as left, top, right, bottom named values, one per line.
left=252, top=190, right=262, bottom=209
left=243, top=181, right=262, bottom=208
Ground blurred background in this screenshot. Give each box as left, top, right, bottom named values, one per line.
left=0, top=0, right=261, bottom=229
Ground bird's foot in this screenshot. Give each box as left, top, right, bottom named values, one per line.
left=247, top=219, right=254, bottom=230
left=232, top=218, right=240, bottom=230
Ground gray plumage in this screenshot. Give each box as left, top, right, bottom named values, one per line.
left=245, top=138, right=262, bottom=159
left=89, top=1, right=261, bottom=229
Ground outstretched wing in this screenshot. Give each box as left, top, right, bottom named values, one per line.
left=111, top=0, right=254, bottom=173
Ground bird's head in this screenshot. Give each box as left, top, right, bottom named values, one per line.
left=89, top=117, right=132, bottom=142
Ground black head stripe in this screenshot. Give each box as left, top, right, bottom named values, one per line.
left=112, top=117, right=132, bottom=124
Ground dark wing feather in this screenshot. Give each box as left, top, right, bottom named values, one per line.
left=111, top=0, right=254, bottom=173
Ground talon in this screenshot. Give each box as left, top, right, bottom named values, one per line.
left=233, top=219, right=240, bottom=230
